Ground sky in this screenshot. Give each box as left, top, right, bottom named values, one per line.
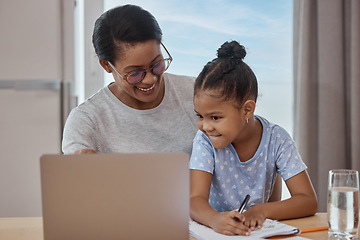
left=104, top=0, right=293, bottom=82
left=103, top=0, right=294, bottom=133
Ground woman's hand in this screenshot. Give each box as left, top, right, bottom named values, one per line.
left=209, top=210, right=250, bottom=236
left=74, top=148, right=96, bottom=154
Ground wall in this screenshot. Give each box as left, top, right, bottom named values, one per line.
left=0, top=0, right=71, bottom=217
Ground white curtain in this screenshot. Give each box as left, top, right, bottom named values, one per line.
left=293, top=0, right=360, bottom=211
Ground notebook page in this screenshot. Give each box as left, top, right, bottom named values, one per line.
left=189, top=218, right=304, bottom=240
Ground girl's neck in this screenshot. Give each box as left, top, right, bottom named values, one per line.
left=232, top=117, right=263, bottom=162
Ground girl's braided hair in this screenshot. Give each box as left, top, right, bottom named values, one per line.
left=194, top=41, right=258, bottom=107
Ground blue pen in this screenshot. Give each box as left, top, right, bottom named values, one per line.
left=234, top=194, right=250, bottom=222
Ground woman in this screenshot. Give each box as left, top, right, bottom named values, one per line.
left=62, top=4, right=198, bottom=154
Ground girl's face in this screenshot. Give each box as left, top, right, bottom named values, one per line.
left=194, top=91, right=248, bottom=149
left=108, top=40, right=165, bottom=110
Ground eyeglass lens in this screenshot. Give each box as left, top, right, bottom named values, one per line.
left=127, top=60, right=168, bottom=84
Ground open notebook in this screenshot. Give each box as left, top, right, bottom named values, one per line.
left=189, top=218, right=304, bottom=240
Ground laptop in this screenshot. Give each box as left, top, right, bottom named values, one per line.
left=40, top=153, right=189, bottom=240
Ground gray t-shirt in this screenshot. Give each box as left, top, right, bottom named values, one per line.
left=62, top=73, right=198, bottom=154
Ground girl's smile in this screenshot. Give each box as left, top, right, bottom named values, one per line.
left=194, top=91, right=247, bottom=150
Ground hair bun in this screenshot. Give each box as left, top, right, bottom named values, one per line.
left=217, top=41, right=246, bottom=61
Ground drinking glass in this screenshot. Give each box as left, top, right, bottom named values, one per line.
left=327, top=169, right=359, bottom=239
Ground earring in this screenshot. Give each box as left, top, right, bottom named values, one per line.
left=246, top=118, right=249, bottom=124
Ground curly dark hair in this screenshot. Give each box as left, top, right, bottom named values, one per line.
left=194, top=41, right=258, bottom=107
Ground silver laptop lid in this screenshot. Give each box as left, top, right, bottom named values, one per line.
left=40, top=153, right=189, bottom=240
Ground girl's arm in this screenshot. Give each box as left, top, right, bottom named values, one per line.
left=268, top=174, right=282, bottom=202
left=242, top=170, right=318, bottom=228
left=190, top=169, right=250, bottom=236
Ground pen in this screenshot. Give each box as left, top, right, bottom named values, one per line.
left=238, top=194, right=250, bottom=214
left=301, top=226, right=328, bottom=233
left=234, top=194, right=250, bottom=222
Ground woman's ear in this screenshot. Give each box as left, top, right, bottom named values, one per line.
left=243, top=100, right=256, bottom=119
left=99, top=59, right=112, bottom=73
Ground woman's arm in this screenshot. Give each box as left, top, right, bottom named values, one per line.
left=62, top=109, right=97, bottom=154
left=190, top=169, right=250, bottom=236
left=242, top=170, right=318, bottom=228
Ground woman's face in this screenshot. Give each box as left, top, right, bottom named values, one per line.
left=108, top=40, right=166, bottom=110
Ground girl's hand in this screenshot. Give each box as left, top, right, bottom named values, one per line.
left=209, top=210, right=250, bottom=236
left=242, top=206, right=267, bottom=230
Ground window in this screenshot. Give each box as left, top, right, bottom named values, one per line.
left=103, top=0, right=293, bottom=198
left=104, top=0, right=293, bottom=134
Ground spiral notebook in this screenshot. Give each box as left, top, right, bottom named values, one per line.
left=189, top=218, right=304, bottom=240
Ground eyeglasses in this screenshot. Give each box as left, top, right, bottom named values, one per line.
left=108, top=42, right=173, bottom=85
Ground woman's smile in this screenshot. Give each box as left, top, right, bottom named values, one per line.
left=136, top=82, right=156, bottom=92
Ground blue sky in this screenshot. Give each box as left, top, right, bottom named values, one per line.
left=105, top=0, right=293, bottom=83
left=104, top=0, right=294, bottom=133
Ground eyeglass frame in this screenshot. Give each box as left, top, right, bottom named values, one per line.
left=107, top=42, right=173, bottom=85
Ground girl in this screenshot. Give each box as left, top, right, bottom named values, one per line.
left=189, top=41, right=318, bottom=236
